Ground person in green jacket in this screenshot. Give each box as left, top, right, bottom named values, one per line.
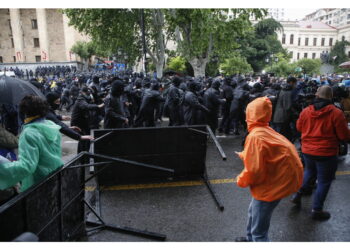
left=0, top=95, right=64, bottom=192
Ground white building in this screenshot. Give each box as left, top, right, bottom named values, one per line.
left=277, top=20, right=340, bottom=62
left=303, top=8, right=350, bottom=28
left=267, top=8, right=285, bottom=21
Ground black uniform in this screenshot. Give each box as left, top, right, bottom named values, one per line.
left=219, top=80, right=234, bottom=134
left=183, top=89, right=209, bottom=125
left=165, top=84, right=182, bottom=126
left=135, top=84, right=165, bottom=127
left=104, top=95, right=128, bottom=128
left=203, top=81, right=226, bottom=133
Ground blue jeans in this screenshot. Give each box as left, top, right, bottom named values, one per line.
left=246, top=198, right=280, bottom=242
left=300, top=154, right=337, bottom=211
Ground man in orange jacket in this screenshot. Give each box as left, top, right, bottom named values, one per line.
left=235, top=96, right=303, bottom=242
left=291, top=85, right=350, bottom=220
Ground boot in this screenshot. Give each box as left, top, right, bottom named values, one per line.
left=311, top=210, right=331, bottom=221
left=290, top=192, right=302, bottom=207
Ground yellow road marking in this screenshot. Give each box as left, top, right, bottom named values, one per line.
left=336, top=170, right=350, bottom=176
left=84, top=171, right=350, bottom=192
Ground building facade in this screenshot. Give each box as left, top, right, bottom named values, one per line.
left=303, top=8, right=350, bottom=28
left=277, top=21, right=341, bottom=62
left=0, top=8, right=88, bottom=64
left=267, top=8, right=285, bottom=21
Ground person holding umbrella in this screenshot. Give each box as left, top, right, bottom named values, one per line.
left=0, top=95, right=64, bottom=192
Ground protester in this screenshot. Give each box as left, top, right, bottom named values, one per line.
left=272, top=76, right=298, bottom=142
left=0, top=95, right=64, bottom=192
left=291, top=85, right=350, bottom=220
left=235, top=96, right=303, bottom=242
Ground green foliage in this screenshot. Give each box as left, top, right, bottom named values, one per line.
left=71, top=41, right=95, bottom=60
left=264, top=61, right=296, bottom=77
left=296, top=58, right=322, bottom=75
left=329, top=40, right=350, bottom=72
left=167, top=56, right=187, bottom=72
left=64, top=9, right=143, bottom=64
left=238, top=18, right=285, bottom=72
left=205, top=61, right=220, bottom=77
left=165, top=8, right=267, bottom=75
left=220, top=55, right=253, bottom=75
left=255, top=18, right=283, bottom=37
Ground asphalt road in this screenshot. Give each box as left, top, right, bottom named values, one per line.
left=60, top=122, right=350, bottom=242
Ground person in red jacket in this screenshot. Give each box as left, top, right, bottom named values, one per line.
left=291, top=85, right=350, bottom=220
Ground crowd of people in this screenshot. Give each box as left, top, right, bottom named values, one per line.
left=1, top=65, right=78, bottom=79
left=1, top=69, right=350, bottom=241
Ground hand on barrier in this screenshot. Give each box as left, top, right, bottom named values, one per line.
left=81, top=135, right=94, bottom=141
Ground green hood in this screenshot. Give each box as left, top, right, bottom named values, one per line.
left=24, top=120, right=61, bottom=142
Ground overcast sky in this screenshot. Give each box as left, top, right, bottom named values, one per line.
left=283, top=8, right=318, bottom=21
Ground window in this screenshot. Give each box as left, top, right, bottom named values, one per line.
left=11, top=38, right=14, bottom=48
left=35, top=55, right=41, bottom=62
left=282, top=34, right=286, bottom=44
left=13, top=56, right=16, bottom=62
left=31, top=19, right=38, bottom=29
left=329, top=38, right=333, bottom=46
left=33, top=38, right=40, bottom=48
left=304, top=53, right=308, bottom=58
left=290, top=51, right=293, bottom=58
left=305, top=37, right=309, bottom=46
left=297, top=53, right=300, bottom=60
left=298, top=38, right=301, bottom=46
left=342, top=36, right=345, bottom=41
left=313, top=38, right=317, bottom=46
left=8, top=19, right=12, bottom=33
left=348, top=14, right=350, bottom=19
left=348, top=51, right=350, bottom=58
left=312, top=53, right=316, bottom=59
left=0, top=56, right=3, bottom=63
left=290, top=34, right=294, bottom=44
left=321, top=38, right=325, bottom=46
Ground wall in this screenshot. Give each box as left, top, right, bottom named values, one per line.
left=0, top=9, right=15, bottom=62
left=46, top=9, right=66, bottom=62
left=21, top=9, right=41, bottom=62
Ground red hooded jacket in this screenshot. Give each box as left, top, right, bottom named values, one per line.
left=297, top=102, right=350, bottom=156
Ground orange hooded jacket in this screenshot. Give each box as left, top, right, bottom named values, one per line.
left=236, top=97, right=303, bottom=202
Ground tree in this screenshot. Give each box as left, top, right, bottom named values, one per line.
left=264, top=61, right=296, bottom=77
left=64, top=9, right=168, bottom=78
left=296, top=58, right=322, bottom=76
left=166, top=56, right=186, bottom=73
left=71, top=41, right=96, bottom=70
left=238, top=18, right=285, bottom=72
left=329, top=39, right=350, bottom=71
left=220, top=55, right=253, bottom=75
left=166, top=9, right=266, bottom=77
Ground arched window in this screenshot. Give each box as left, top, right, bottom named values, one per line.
left=282, top=34, right=286, bottom=44
left=290, top=34, right=294, bottom=44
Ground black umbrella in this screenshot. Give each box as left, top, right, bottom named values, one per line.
left=0, top=76, right=45, bottom=105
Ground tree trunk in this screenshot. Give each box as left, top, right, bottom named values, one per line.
left=156, top=62, right=163, bottom=79
left=189, top=57, right=208, bottom=77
